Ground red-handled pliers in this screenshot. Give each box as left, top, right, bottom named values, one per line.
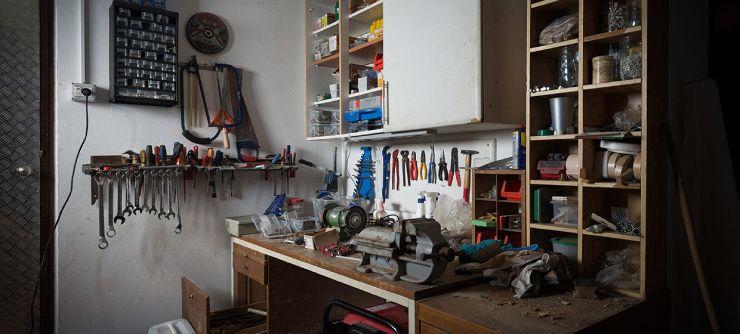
left=447, top=147, right=461, bottom=187
left=409, top=151, right=418, bottom=181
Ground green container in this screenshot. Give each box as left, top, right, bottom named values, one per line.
left=551, top=237, right=578, bottom=269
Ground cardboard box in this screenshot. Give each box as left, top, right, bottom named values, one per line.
left=304, top=228, right=339, bottom=250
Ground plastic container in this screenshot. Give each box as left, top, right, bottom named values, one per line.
left=551, top=237, right=578, bottom=269
left=289, top=217, right=320, bottom=233
left=550, top=196, right=577, bottom=225
left=252, top=214, right=292, bottom=238
left=309, top=123, right=339, bottom=137
left=310, top=110, right=340, bottom=124
left=349, top=96, right=382, bottom=111
left=287, top=198, right=305, bottom=215
left=500, top=180, right=522, bottom=201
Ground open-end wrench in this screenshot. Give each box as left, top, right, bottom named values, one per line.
left=123, top=174, right=133, bottom=217
left=157, top=171, right=167, bottom=219
left=165, top=173, right=176, bottom=219
left=133, top=171, right=143, bottom=215
left=141, top=172, right=150, bottom=213
left=174, top=172, right=182, bottom=234
left=106, top=176, right=116, bottom=237
left=114, top=173, right=125, bottom=224
left=96, top=175, right=108, bottom=249
left=148, top=173, right=158, bottom=215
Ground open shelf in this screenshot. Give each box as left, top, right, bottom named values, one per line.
left=349, top=36, right=383, bottom=59
left=531, top=0, right=579, bottom=11
left=577, top=131, right=642, bottom=140
left=475, top=198, right=497, bottom=202
left=348, top=86, right=382, bottom=99
left=348, top=0, right=383, bottom=23
left=497, top=199, right=522, bottom=204
left=530, top=86, right=578, bottom=97
left=306, top=133, right=345, bottom=141
left=312, top=20, right=338, bottom=36
left=584, top=26, right=642, bottom=45
left=583, top=230, right=641, bottom=242
left=530, top=179, right=578, bottom=187
left=529, top=223, right=577, bottom=233
left=582, top=182, right=641, bottom=190
left=529, top=39, right=578, bottom=57
left=530, top=134, right=578, bottom=141
left=583, top=79, right=642, bottom=93
left=312, top=96, right=340, bottom=106
left=499, top=228, right=523, bottom=233
left=312, top=53, right=339, bottom=68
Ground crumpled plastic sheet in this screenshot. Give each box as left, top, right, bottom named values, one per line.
left=595, top=244, right=640, bottom=290
left=539, top=14, right=578, bottom=45
left=439, top=199, right=472, bottom=240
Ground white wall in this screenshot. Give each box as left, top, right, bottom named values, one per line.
left=54, top=1, right=516, bottom=333
left=54, top=1, right=333, bottom=333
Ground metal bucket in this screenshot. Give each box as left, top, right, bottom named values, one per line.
left=549, top=97, right=575, bottom=135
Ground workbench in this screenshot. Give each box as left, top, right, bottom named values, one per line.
left=231, top=235, right=667, bottom=333
left=231, top=235, right=486, bottom=333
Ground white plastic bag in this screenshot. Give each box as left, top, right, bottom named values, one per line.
left=439, top=199, right=472, bottom=239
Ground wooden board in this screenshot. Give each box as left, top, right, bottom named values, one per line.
left=417, top=284, right=664, bottom=334
left=182, top=277, right=210, bottom=334
left=238, top=235, right=485, bottom=300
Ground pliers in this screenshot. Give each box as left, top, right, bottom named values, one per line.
left=410, top=151, right=418, bottom=181
left=419, top=150, right=428, bottom=181
left=448, top=147, right=461, bottom=187
left=400, top=150, right=409, bottom=187
left=428, top=146, right=436, bottom=184
left=438, top=150, right=448, bottom=182
left=391, top=149, right=399, bottom=190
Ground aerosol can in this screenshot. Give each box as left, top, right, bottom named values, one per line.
left=423, top=191, right=439, bottom=219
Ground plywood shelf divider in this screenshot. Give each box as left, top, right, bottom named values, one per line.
left=530, top=134, right=578, bottom=141
left=583, top=26, right=642, bottom=44
left=529, top=39, right=578, bottom=56
left=583, top=230, right=641, bottom=242
left=530, top=179, right=578, bottom=187
left=312, top=53, right=339, bottom=67
left=349, top=36, right=383, bottom=57
left=530, top=0, right=579, bottom=11
left=583, top=78, right=642, bottom=93
left=530, top=86, right=578, bottom=97
left=582, top=182, right=641, bottom=190
left=529, top=223, right=577, bottom=233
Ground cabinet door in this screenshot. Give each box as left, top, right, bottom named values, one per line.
left=383, top=0, right=482, bottom=132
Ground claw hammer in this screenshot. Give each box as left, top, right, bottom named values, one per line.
left=460, top=150, right=478, bottom=203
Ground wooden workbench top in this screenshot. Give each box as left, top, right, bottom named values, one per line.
left=418, top=284, right=645, bottom=334
left=236, top=235, right=486, bottom=300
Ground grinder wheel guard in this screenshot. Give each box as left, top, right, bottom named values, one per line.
left=323, top=203, right=367, bottom=236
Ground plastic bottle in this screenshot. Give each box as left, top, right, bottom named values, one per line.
left=375, top=198, right=387, bottom=220
left=416, top=193, right=426, bottom=218
left=423, top=192, right=439, bottom=219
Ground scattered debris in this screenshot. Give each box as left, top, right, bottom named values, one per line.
left=558, top=297, right=572, bottom=306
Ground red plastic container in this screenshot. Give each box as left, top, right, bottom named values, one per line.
left=500, top=180, right=522, bottom=201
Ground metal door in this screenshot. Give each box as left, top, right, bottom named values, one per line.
left=0, top=0, right=42, bottom=332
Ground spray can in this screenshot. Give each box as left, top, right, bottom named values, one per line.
left=423, top=191, right=439, bottom=219
left=512, top=126, right=526, bottom=170
left=374, top=198, right=387, bottom=220
left=416, top=193, right=426, bottom=218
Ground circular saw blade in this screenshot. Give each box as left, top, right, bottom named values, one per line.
left=186, top=12, right=229, bottom=54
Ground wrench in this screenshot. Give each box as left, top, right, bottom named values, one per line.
left=106, top=176, right=116, bottom=237
left=114, top=173, right=125, bottom=224
left=148, top=173, right=158, bottom=215
left=96, top=175, right=108, bottom=249
left=174, top=172, right=183, bottom=233
left=157, top=171, right=167, bottom=219
left=123, top=174, right=133, bottom=217
left=141, top=171, right=150, bottom=213
left=133, top=171, right=143, bottom=215
left=166, top=173, right=176, bottom=219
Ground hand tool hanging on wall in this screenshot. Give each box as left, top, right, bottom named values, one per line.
left=391, top=149, right=399, bottom=191
left=211, top=63, right=248, bottom=149
left=447, top=148, right=461, bottom=187
left=428, top=146, right=436, bottom=184
left=96, top=175, right=108, bottom=249
left=381, top=146, right=390, bottom=201
left=353, top=147, right=375, bottom=200
left=106, top=175, right=116, bottom=237
left=409, top=151, right=418, bottom=181
left=460, top=150, right=479, bottom=203
left=419, top=150, right=428, bottom=181
left=438, top=150, right=448, bottom=182
left=179, top=55, right=223, bottom=145
left=400, top=150, right=409, bottom=187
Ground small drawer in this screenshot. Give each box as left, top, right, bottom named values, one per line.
left=233, top=250, right=266, bottom=284
left=234, top=243, right=266, bottom=263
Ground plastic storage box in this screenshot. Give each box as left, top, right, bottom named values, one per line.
left=349, top=96, right=382, bottom=111
left=310, top=110, right=340, bottom=124
left=550, top=196, right=577, bottom=225
left=309, top=123, right=339, bottom=137
left=551, top=237, right=577, bottom=269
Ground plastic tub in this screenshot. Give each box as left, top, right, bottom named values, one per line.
left=349, top=96, right=382, bottom=111
left=551, top=236, right=577, bottom=269
left=550, top=196, right=577, bottom=225
left=309, top=123, right=339, bottom=137
left=310, top=110, right=340, bottom=124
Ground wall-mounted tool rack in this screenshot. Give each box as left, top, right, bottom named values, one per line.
left=110, top=0, right=179, bottom=106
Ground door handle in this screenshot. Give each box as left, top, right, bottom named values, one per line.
left=16, top=166, right=34, bottom=176
left=383, top=81, right=389, bottom=125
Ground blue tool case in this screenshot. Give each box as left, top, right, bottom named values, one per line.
left=345, top=107, right=383, bottom=123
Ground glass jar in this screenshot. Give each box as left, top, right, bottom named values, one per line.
left=619, top=36, right=642, bottom=80
left=627, top=0, right=641, bottom=27
left=607, top=0, right=627, bottom=32
left=559, top=46, right=578, bottom=88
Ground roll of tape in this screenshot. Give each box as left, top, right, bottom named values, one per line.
left=614, top=154, right=634, bottom=182
left=566, top=154, right=579, bottom=180
left=633, top=152, right=642, bottom=181
left=607, top=152, right=620, bottom=180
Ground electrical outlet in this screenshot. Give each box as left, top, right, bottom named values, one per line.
left=71, top=83, right=96, bottom=102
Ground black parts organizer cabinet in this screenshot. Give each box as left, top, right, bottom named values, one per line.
left=110, top=0, right=178, bottom=106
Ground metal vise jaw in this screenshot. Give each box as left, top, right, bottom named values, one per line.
left=355, top=218, right=455, bottom=284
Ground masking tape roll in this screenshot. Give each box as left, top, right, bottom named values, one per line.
left=614, top=154, right=634, bottom=181
left=566, top=154, right=579, bottom=180
left=607, top=152, right=620, bottom=180
left=633, top=152, right=642, bottom=181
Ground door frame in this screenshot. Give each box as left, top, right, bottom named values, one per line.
left=39, top=0, right=55, bottom=332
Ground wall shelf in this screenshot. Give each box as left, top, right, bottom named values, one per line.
left=529, top=223, right=577, bottom=233
left=583, top=230, right=641, bottom=242
left=312, top=20, right=338, bottom=36
left=348, top=0, right=383, bottom=23
left=349, top=36, right=383, bottom=59
left=312, top=96, right=340, bottom=107
left=312, top=53, right=339, bottom=68
left=582, top=182, right=641, bottom=190
left=583, top=79, right=642, bottom=94
left=530, top=179, right=578, bottom=187
left=530, top=0, right=579, bottom=11
left=530, top=134, right=578, bottom=141
left=584, top=26, right=642, bottom=45
left=529, top=39, right=578, bottom=57
left=472, top=169, right=525, bottom=246
left=530, top=87, right=578, bottom=98
left=348, top=86, right=382, bottom=99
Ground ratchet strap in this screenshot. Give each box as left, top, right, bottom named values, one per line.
left=179, top=55, right=222, bottom=145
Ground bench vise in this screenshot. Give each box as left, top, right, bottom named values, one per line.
left=354, top=218, right=456, bottom=284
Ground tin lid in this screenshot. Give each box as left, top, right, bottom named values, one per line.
left=592, top=55, right=615, bottom=62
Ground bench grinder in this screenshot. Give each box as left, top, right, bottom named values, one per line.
left=322, top=203, right=368, bottom=241
left=354, top=218, right=455, bottom=284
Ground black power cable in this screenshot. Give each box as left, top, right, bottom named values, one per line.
left=28, top=88, right=92, bottom=334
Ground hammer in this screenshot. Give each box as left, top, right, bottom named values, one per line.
left=460, top=150, right=478, bottom=203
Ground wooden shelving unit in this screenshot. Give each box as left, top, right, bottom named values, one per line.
left=526, top=0, right=666, bottom=299
left=305, top=0, right=384, bottom=140
left=471, top=169, right=526, bottom=247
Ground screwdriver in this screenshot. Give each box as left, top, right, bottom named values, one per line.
left=154, top=146, right=160, bottom=166
left=160, top=145, right=167, bottom=166
left=140, top=149, right=147, bottom=166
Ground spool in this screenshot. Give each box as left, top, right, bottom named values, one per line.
left=607, top=152, right=620, bottom=179
left=613, top=154, right=634, bottom=182
left=566, top=154, right=579, bottom=180
left=633, top=152, right=642, bottom=181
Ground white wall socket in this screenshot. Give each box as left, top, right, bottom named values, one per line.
left=71, top=83, right=96, bottom=102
